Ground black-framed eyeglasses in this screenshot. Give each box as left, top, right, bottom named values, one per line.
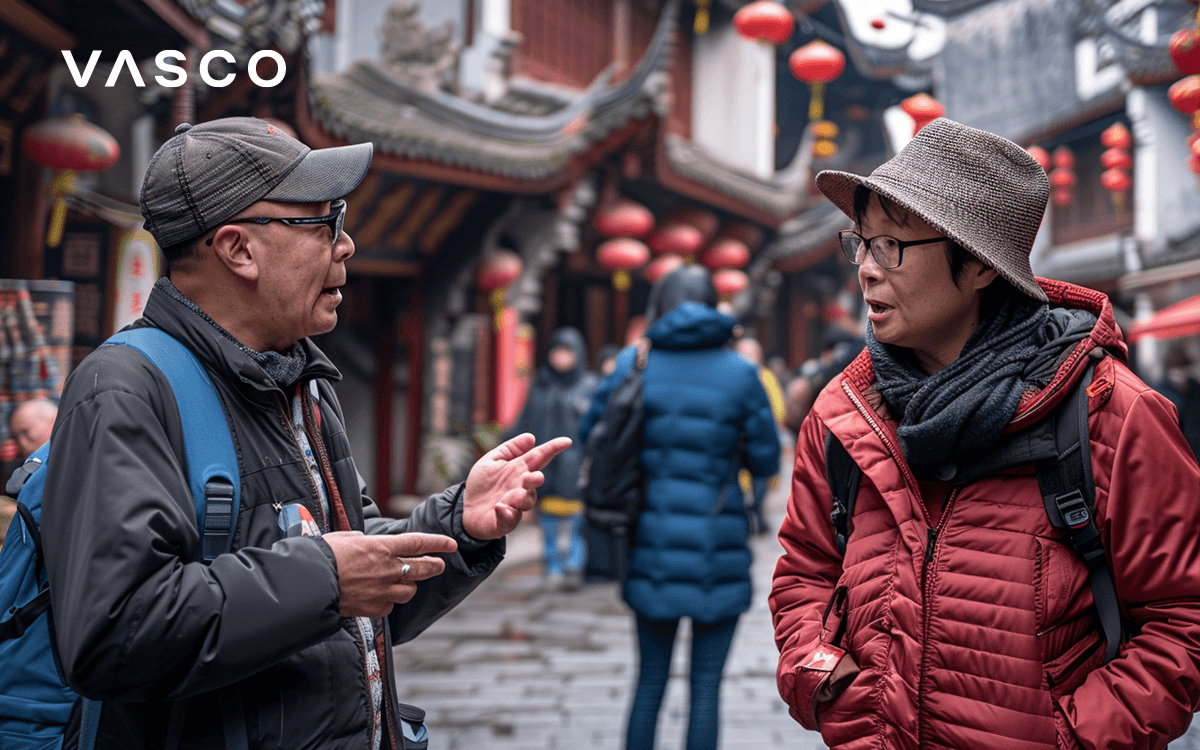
left=206, top=200, right=346, bottom=248
left=838, top=230, right=949, bottom=269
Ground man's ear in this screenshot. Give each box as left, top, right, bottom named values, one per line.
left=209, top=226, right=259, bottom=282
left=968, top=262, right=999, bottom=293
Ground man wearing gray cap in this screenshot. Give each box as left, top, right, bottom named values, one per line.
left=771, top=118, right=1200, bottom=749
left=38, top=117, right=569, bottom=748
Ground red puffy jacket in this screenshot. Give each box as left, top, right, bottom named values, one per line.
left=771, top=280, right=1200, bottom=749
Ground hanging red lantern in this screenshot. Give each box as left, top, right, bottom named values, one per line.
left=1191, top=135, right=1200, bottom=158
left=22, top=115, right=120, bottom=249
left=1100, top=147, right=1133, bottom=171
left=1026, top=145, right=1051, bottom=171
left=595, top=199, right=655, bottom=238
left=1100, top=168, right=1132, bottom=192
left=1052, top=188, right=1073, bottom=207
left=1052, top=146, right=1075, bottom=170
left=477, top=250, right=523, bottom=292
left=732, top=1, right=795, bottom=46
left=647, top=222, right=705, bottom=256
left=699, top=238, right=751, bottom=270
left=477, top=250, right=524, bottom=329
left=712, top=269, right=749, bottom=299
left=664, top=207, right=720, bottom=242
left=598, top=237, right=650, bottom=291
left=789, top=41, right=846, bottom=120
left=1100, top=122, right=1133, bottom=150
left=1049, top=168, right=1076, bottom=189
left=644, top=254, right=686, bottom=284
left=1171, top=28, right=1200, bottom=76
left=1190, top=152, right=1200, bottom=175
left=1169, top=75, right=1200, bottom=114
left=900, top=93, right=945, bottom=136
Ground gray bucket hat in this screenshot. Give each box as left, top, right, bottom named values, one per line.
left=815, top=117, right=1049, bottom=302
left=140, top=117, right=373, bottom=249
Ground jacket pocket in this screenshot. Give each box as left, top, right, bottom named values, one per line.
left=1045, top=631, right=1103, bottom=750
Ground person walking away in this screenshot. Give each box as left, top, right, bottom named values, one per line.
left=37, top=117, right=569, bottom=749
left=582, top=264, right=780, bottom=750
left=507, top=327, right=598, bottom=587
left=770, top=117, right=1200, bottom=749
left=734, top=336, right=785, bottom=535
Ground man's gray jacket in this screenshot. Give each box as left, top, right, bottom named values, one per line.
left=40, top=284, right=504, bottom=749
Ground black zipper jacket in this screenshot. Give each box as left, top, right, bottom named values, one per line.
left=40, top=284, right=504, bottom=749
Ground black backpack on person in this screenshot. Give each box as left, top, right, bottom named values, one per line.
left=824, top=356, right=1123, bottom=663
left=578, top=339, right=650, bottom=581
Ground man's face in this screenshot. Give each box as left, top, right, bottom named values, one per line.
left=243, top=200, right=355, bottom=351
left=548, top=346, right=577, bottom=373
left=10, top=403, right=55, bottom=457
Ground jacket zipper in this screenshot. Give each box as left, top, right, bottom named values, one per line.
left=916, top=487, right=959, bottom=748
left=841, top=382, right=929, bottom=524
left=274, top=392, right=329, bottom=531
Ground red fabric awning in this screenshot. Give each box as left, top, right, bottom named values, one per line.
left=1127, top=294, right=1200, bottom=343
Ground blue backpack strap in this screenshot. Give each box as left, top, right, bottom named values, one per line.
left=102, top=328, right=247, bottom=750
left=103, top=329, right=240, bottom=563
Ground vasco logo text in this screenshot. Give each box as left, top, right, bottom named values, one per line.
left=62, top=50, right=286, bottom=88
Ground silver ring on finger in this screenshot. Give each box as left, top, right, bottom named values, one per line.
left=400, top=562, right=412, bottom=580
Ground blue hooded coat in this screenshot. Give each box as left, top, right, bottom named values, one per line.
left=581, top=302, right=781, bottom=621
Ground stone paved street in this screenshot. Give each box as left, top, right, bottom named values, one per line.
left=392, top=460, right=828, bottom=750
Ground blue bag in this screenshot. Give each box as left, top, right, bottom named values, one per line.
left=0, top=327, right=241, bottom=750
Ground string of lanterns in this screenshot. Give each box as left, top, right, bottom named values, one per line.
left=1170, top=1, right=1200, bottom=176
left=1098, top=122, right=1133, bottom=215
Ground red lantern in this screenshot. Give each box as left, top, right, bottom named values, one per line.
left=1100, top=147, right=1133, bottom=171
left=1191, top=135, right=1200, bottom=159
left=23, top=115, right=120, bottom=248
left=1100, top=122, right=1132, bottom=150
left=789, top=41, right=846, bottom=120
left=1169, top=75, right=1200, bottom=115
left=595, top=199, right=655, bottom=238
left=1052, top=188, right=1073, bottom=207
left=1051, top=146, right=1075, bottom=170
left=732, top=1, right=794, bottom=46
left=1171, top=28, right=1200, bottom=76
left=713, top=269, right=749, bottom=299
left=1027, top=145, right=1051, bottom=171
left=477, top=250, right=523, bottom=292
left=1100, top=168, right=1132, bottom=192
left=700, top=238, right=751, bottom=270
left=1049, top=168, right=1076, bottom=189
left=644, top=254, right=686, bottom=284
left=598, top=237, right=650, bottom=291
left=647, top=222, right=705, bottom=256
left=899, top=93, right=945, bottom=136
left=1190, top=152, right=1200, bottom=175
left=597, top=237, right=650, bottom=271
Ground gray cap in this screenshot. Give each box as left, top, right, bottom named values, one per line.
left=816, top=117, right=1049, bottom=302
left=140, top=117, right=373, bottom=249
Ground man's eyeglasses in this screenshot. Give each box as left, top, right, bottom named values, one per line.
left=206, top=200, right=347, bottom=248
left=838, top=230, right=949, bottom=270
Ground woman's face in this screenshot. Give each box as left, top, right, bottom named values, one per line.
left=856, top=193, right=998, bottom=373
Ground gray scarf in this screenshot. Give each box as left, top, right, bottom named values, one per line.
left=869, top=290, right=1096, bottom=472
left=157, top=278, right=308, bottom=389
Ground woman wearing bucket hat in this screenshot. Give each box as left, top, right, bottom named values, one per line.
left=770, top=118, right=1200, bottom=749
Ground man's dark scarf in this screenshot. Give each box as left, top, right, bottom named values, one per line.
left=868, top=289, right=1096, bottom=472
left=157, top=277, right=308, bottom=388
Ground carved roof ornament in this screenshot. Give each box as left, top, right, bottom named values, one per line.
left=176, top=0, right=325, bottom=60
left=379, top=1, right=458, bottom=95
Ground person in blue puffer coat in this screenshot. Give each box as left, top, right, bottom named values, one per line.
left=580, top=265, right=781, bottom=750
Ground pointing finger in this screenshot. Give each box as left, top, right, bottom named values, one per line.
left=521, top=437, right=573, bottom=472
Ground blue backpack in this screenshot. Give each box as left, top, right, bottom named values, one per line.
left=0, top=327, right=242, bottom=750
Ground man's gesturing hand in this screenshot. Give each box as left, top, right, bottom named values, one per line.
left=462, top=433, right=572, bottom=540
left=322, top=531, right=458, bottom=618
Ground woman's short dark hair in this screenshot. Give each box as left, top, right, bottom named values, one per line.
left=851, top=185, right=978, bottom=286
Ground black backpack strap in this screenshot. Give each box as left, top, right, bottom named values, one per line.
left=0, top=503, right=50, bottom=643
left=1038, top=357, right=1122, bottom=663
left=824, top=430, right=860, bottom=556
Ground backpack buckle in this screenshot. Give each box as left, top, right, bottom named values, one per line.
left=1054, top=489, right=1091, bottom=529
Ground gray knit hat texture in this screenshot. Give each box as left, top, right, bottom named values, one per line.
left=816, top=117, right=1049, bottom=302
left=140, top=117, right=373, bottom=249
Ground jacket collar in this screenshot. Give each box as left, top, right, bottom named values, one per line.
left=645, top=302, right=736, bottom=349
left=138, top=280, right=342, bottom=398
